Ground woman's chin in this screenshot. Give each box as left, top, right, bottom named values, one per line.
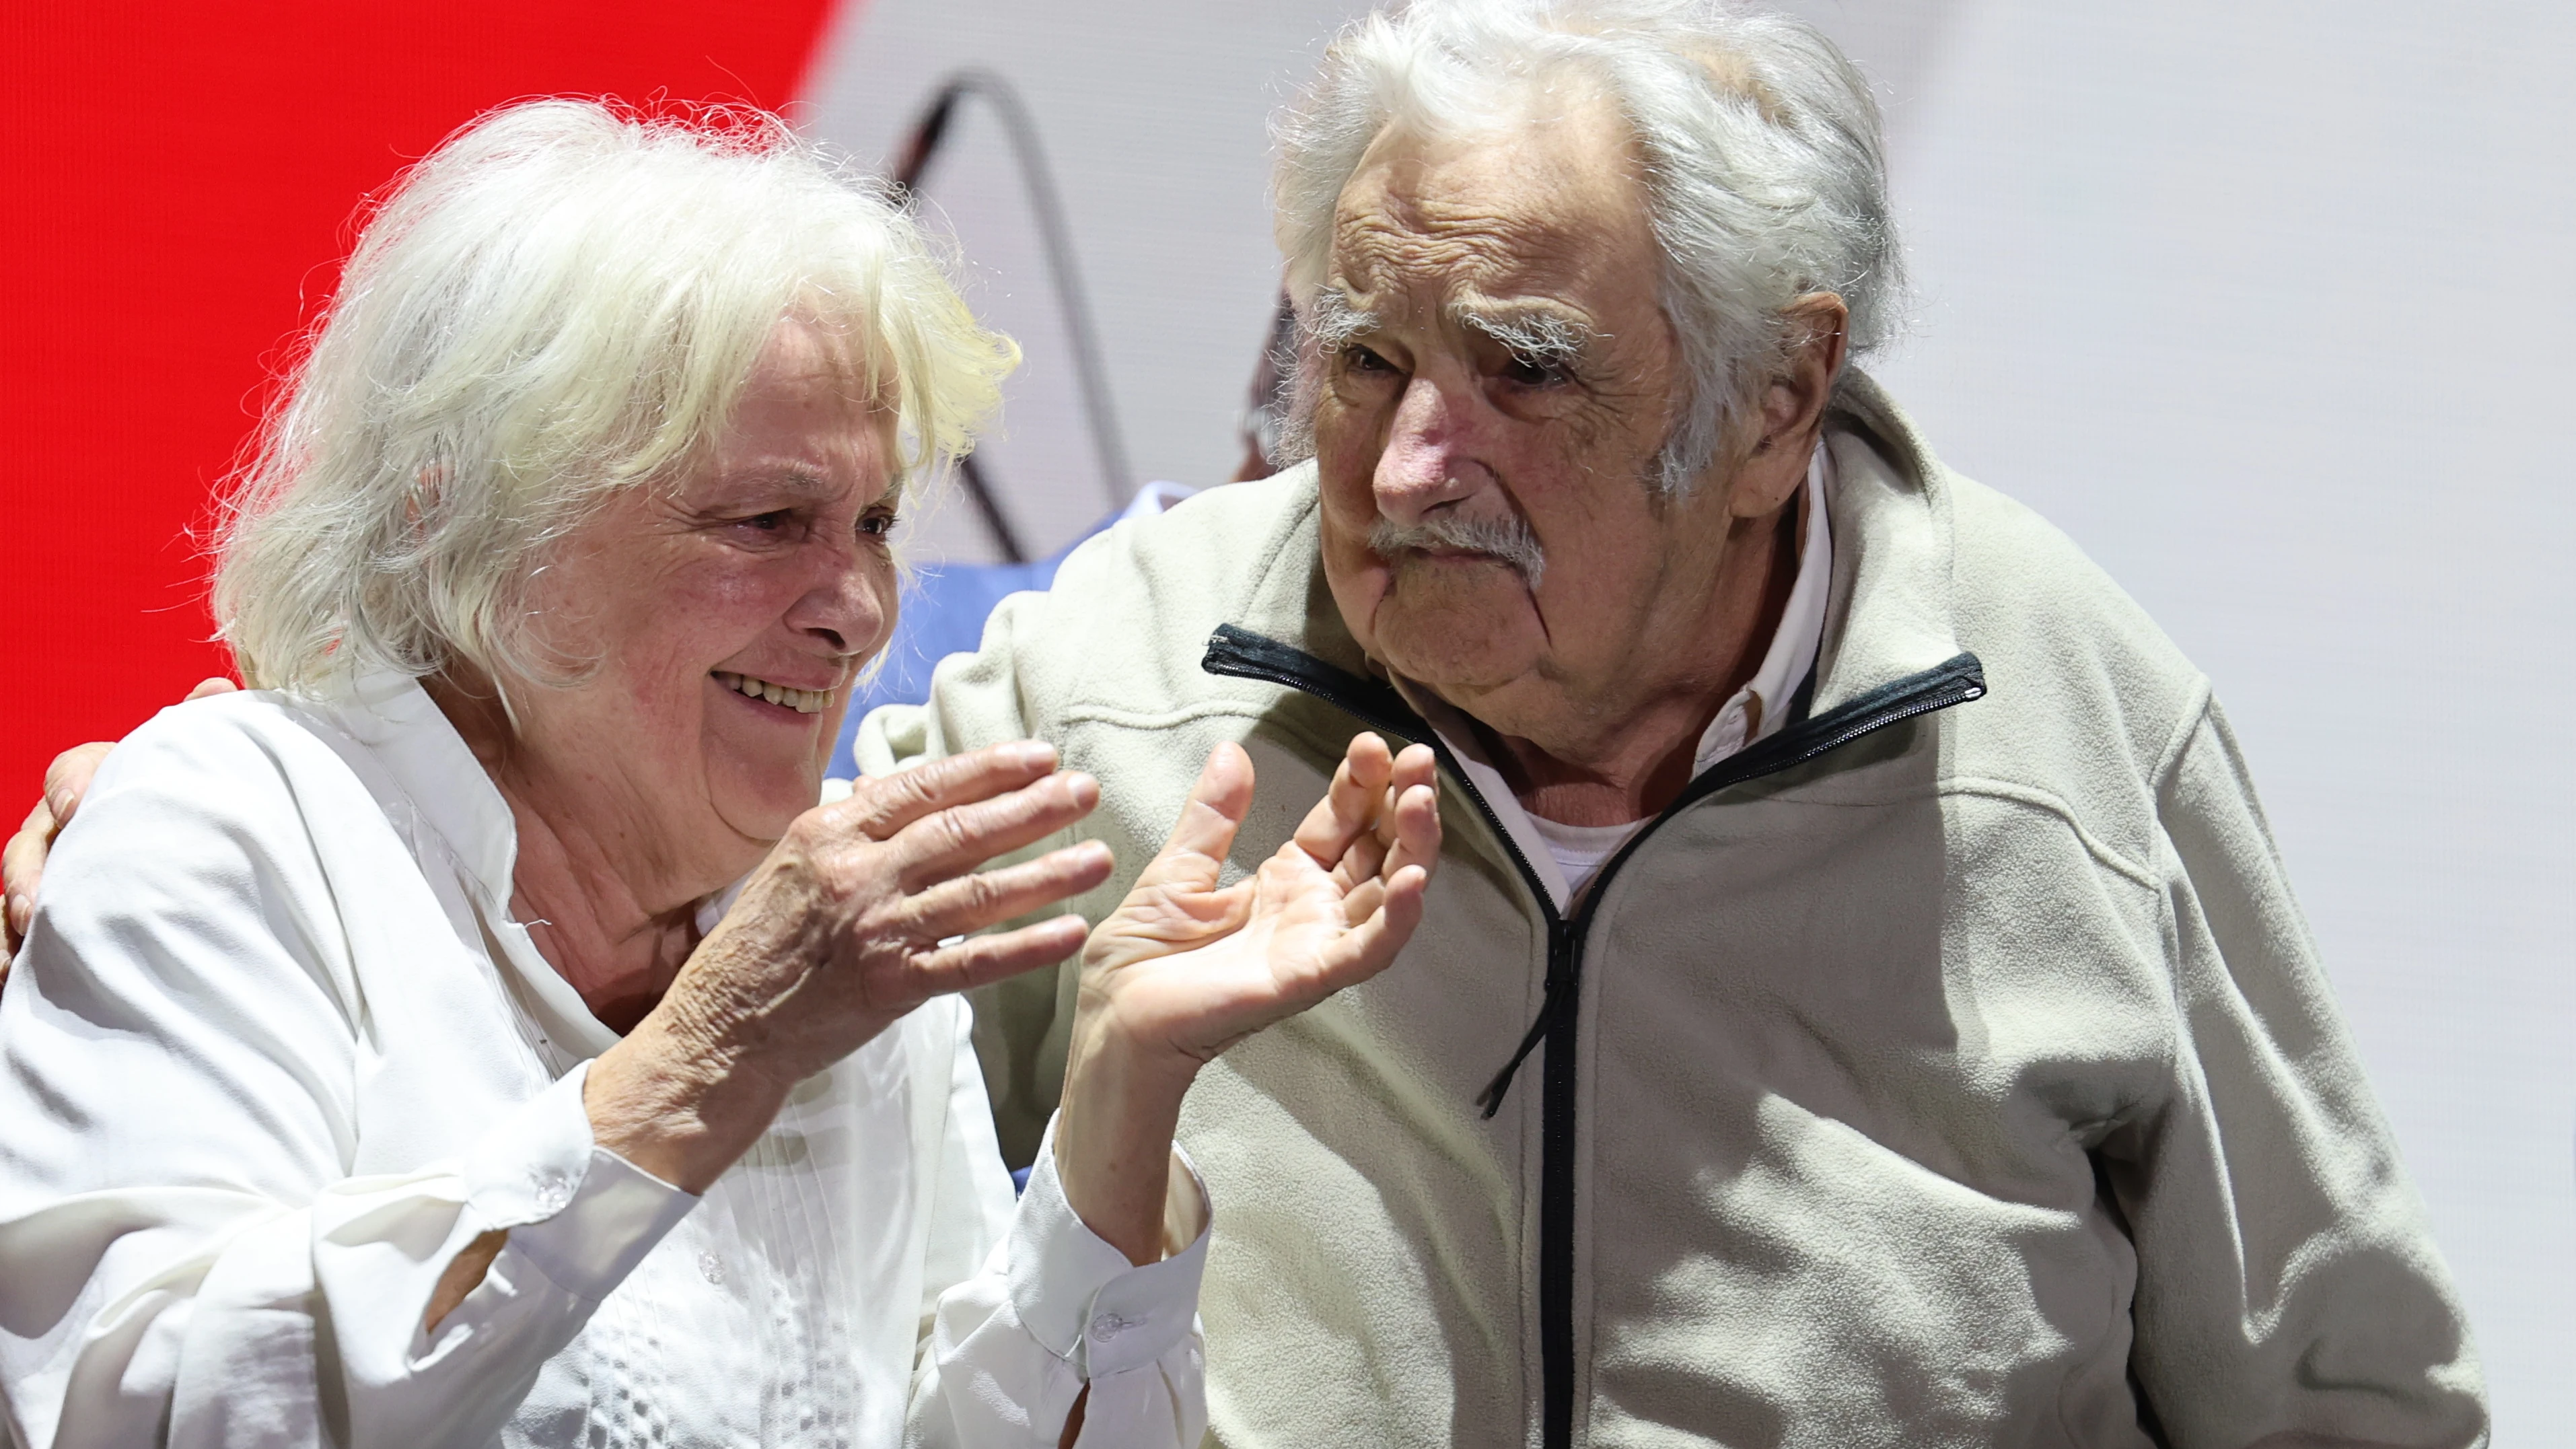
left=705, top=760, right=827, bottom=851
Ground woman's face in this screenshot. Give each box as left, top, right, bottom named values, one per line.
left=507, top=316, right=898, bottom=882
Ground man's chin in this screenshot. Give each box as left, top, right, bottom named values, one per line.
left=1369, top=596, right=1542, bottom=699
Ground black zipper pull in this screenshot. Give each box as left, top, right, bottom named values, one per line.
left=1476, top=917, right=1580, bottom=1118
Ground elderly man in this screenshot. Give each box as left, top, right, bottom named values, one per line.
left=853, top=4, right=2486, bottom=1446
left=4, top=2, right=2487, bottom=1445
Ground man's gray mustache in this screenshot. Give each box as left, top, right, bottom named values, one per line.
left=1369, top=516, right=1547, bottom=588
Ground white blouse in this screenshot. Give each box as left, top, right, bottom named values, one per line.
left=0, top=674, right=1208, bottom=1449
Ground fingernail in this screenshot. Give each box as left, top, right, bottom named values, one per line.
left=1012, top=740, right=1058, bottom=770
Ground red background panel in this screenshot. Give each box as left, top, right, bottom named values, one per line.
left=0, top=1, right=845, bottom=801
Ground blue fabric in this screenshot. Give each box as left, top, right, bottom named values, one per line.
left=826, top=551, right=1072, bottom=779
left=829, top=487, right=1201, bottom=779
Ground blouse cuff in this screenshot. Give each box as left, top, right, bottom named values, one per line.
left=1006, top=1117, right=1211, bottom=1380
left=460, top=1061, right=699, bottom=1302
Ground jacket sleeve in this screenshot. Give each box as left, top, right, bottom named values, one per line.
left=2115, top=697, right=2486, bottom=1448
left=0, top=728, right=694, bottom=1449
left=908, top=1001, right=1209, bottom=1449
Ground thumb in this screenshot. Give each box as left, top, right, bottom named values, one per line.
left=1132, top=742, right=1254, bottom=893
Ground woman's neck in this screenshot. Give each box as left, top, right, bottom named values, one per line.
left=425, top=673, right=713, bottom=1034
left=503, top=800, right=703, bottom=1033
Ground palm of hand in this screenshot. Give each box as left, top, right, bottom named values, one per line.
left=1087, top=842, right=1378, bottom=1063
left=1079, top=736, right=1439, bottom=1068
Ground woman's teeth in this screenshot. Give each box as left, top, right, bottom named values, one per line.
left=713, top=671, right=834, bottom=715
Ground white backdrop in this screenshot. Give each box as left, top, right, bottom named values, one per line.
left=804, top=0, right=2576, bottom=1432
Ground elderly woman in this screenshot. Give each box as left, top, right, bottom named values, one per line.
left=0, top=102, right=1439, bottom=1448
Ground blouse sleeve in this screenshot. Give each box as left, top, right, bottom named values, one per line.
left=0, top=713, right=696, bottom=1449
left=908, top=1001, right=1210, bottom=1449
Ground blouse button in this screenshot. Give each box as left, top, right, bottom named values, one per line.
left=533, top=1172, right=573, bottom=1215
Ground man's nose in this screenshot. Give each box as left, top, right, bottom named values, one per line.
left=1373, top=376, right=1484, bottom=524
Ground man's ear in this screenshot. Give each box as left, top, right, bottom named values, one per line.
left=1727, top=291, right=1849, bottom=519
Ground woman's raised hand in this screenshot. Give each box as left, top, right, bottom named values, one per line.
left=1053, top=734, right=1439, bottom=1263
left=587, top=740, right=1115, bottom=1193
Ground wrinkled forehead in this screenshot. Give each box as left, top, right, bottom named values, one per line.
left=1325, top=98, right=1657, bottom=325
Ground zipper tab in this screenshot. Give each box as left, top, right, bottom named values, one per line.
left=1476, top=918, right=1581, bottom=1119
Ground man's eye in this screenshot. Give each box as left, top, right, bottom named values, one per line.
left=1503, top=353, right=1569, bottom=388
left=1341, top=344, right=1397, bottom=375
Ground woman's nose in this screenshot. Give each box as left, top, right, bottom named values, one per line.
left=789, top=548, right=892, bottom=663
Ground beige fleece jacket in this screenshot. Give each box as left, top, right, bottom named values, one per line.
left=857, top=374, right=2486, bottom=1448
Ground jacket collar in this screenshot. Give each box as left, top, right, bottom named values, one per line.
left=1809, top=367, right=1970, bottom=713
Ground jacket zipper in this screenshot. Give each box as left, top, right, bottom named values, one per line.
left=1200, top=625, right=1987, bottom=1449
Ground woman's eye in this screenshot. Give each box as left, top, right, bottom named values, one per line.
left=741, top=511, right=791, bottom=533
left=859, top=511, right=899, bottom=538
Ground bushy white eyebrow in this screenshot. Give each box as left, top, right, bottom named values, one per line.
left=1456, top=306, right=1599, bottom=366
left=1310, top=288, right=1382, bottom=351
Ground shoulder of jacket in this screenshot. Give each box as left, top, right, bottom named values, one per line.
left=984, top=468, right=1326, bottom=714
left=1942, top=474, right=2207, bottom=707
left=1048, top=467, right=1320, bottom=607
left=1926, top=473, right=2214, bottom=864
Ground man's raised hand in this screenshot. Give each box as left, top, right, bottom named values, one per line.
left=1050, top=732, right=1439, bottom=1265
left=1080, top=734, right=1441, bottom=1066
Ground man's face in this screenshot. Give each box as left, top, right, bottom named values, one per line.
left=1310, top=97, right=1723, bottom=738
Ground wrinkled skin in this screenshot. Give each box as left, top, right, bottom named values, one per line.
left=3, top=319, right=1447, bottom=1402
left=1310, top=92, right=1847, bottom=824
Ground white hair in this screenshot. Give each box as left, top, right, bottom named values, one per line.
left=1273, top=0, right=1901, bottom=493
left=214, top=100, right=1017, bottom=693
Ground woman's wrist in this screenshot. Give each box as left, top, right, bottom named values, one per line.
left=1053, top=1017, right=1201, bottom=1265
left=584, top=1020, right=788, bottom=1194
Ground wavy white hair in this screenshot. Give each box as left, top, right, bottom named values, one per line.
left=214, top=100, right=1017, bottom=693
left=1273, top=0, right=1901, bottom=493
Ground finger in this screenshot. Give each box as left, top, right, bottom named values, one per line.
left=1304, top=862, right=1430, bottom=997
left=186, top=676, right=238, bottom=701
left=891, top=771, right=1101, bottom=888
left=900, top=841, right=1116, bottom=942
left=1328, top=829, right=1388, bottom=895
left=902, top=915, right=1092, bottom=999
left=1291, top=732, right=1393, bottom=868
left=1378, top=781, right=1443, bottom=884
left=836, top=740, right=1063, bottom=841
left=1339, top=876, right=1386, bottom=928
left=5, top=800, right=57, bottom=948
left=42, top=742, right=112, bottom=828
left=1395, top=742, right=1437, bottom=781
left=1131, top=743, right=1255, bottom=895
left=1369, top=743, right=1439, bottom=850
